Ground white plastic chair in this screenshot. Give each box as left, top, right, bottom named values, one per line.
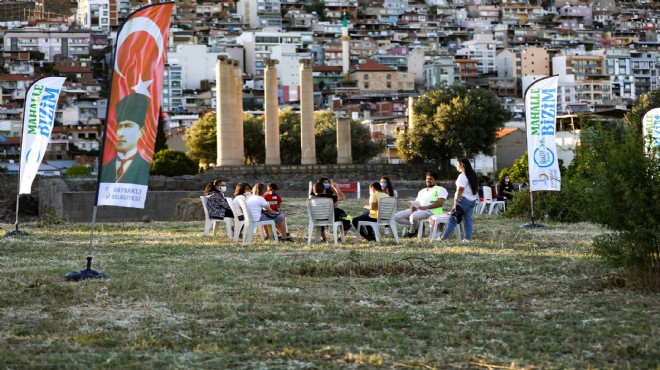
left=480, top=186, right=506, bottom=215
left=200, top=196, right=233, bottom=238
left=428, top=214, right=462, bottom=240
left=226, top=197, right=245, bottom=241
left=355, top=196, right=399, bottom=243
left=237, top=198, right=278, bottom=243
left=307, top=197, right=344, bottom=245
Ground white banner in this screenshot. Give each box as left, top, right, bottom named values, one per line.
left=19, top=77, right=66, bottom=194
left=525, top=76, right=561, bottom=192
left=642, top=107, right=660, bottom=156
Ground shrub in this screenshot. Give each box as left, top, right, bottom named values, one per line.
left=65, top=164, right=91, bottom=176
left=150, top=149, right=198, bottom=177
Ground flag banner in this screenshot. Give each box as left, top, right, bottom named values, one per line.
left=97, top=2, right=174, bottom=208
left=19, top=76, right=66, bottom=194
left=642, top=108, right=660, bottom=156
left=525, top=75, right=561, bottom=192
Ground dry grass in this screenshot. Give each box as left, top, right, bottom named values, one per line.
left=0, top=197, right=658, bottom=369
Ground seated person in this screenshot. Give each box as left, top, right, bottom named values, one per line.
left=248, top=183, right=292, bottom=242
left=232, top=183, right=252, bottom=222
left=203, top=179, right=233, bottom=220
left=380, top=176, right=396, bottom=197
left=351, top=182, right=389, bottom=241
left=498, top=174, right=515, bottom=202
left=395, top=172, right=448, bottom=237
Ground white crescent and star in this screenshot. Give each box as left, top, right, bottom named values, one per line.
left=113, top=16, right=165, bottom=98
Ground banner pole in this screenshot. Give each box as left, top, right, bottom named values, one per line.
left=522, top=188, right=544, bottom=228
left=65, top=206, right=108, bottom=280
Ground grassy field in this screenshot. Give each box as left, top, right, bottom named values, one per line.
left=0, top=197, right=658, bottom=369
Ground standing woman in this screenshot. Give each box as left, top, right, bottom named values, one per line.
left=440, top=159, right=479, bottom=242
left=204, top=179, right=233, bottom=220
left=380, top=176, right=395, bottom=197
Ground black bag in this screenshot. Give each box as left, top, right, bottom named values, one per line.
left=334, top=208, right=351, bottom=230
left=451, top=205, right=464, bottom=224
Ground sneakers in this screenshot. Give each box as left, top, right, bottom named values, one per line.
left=403, top=231, right=417, bottom=238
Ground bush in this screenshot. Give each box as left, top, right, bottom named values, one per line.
left=150, top=149, right=198, bottom=177
left=65, top=164, right=91, bottom=176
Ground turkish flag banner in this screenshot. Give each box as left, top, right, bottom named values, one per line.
left=97, top=2, right=174, bottom=209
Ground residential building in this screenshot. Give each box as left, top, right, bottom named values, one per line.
left=3, top=29, right=91, bottom=62
left=350, top=60, right=415, bottom=93
left=236, top=0, right=282, bottom=29
left=77, top=0, right=118, bottom=31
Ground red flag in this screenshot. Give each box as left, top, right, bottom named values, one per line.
left=97, top=2, right=174, bottom=208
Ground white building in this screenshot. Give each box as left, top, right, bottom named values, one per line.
left=77, top=0, right=116, bottom=32
left=455, top=33, right=497, bottom=74
left=236, top=0, right=282, bottom=30
left=3, top=29, right=90, bottom=62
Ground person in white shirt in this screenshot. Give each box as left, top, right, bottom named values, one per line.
left=395, top=172, right=448, bottom=237
left=246, top=183, right=291, bottom=241
left=232, top=183, right=252, bottom=221
left=439, top=158, right=479, bottom=241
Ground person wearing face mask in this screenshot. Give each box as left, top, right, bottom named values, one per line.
left=380, top=176, right=395, bottom=197
left=498, top=173, right=515, bottom=202
left=203, top=179, right=234, bottom=220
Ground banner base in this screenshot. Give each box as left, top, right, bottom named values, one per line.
left=521, top=222, right=545, bottom=228
left=65, top=256, right=109, bottom=281
left=4, top=229, right=29, bottom=237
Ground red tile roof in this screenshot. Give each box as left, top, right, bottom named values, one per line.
left=351, top=59, right=395, bottom=72
left=496, top=128, right=519, bottom=139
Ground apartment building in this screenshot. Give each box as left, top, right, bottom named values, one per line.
left=3, top=29, right=90, bottom=62
left=236, top=0, right=282, bottom=29
left=77, top=0, right=118, bottom=31
left=605, top=48, right=635, bottom=101
left=630, top=50, right=659, bottom=95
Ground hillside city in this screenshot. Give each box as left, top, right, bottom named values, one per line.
left=0, top=0, right=658, bottom=175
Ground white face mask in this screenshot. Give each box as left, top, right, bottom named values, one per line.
left=220, top=186, right=227, bottom=192
left=244, top=191, right=252, bottom=196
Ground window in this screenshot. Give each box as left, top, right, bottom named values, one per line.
left=386, top=74, right=392, bottom=80
left=364, top=82, right=369, bottom=88
left=387, top=82, right=392, bottom=88
left=364, top=74, right=369, bottom=80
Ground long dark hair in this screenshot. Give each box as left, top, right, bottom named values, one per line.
left=203, top=182, right=216, bottom=195
left=380, top=176, right=394, bottom=196
left=460, top=158, right=478, bottom=194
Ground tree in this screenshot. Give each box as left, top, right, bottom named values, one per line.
left=150, top=149, right=198, bottom=176
left=184, top=112, right=217, bottom=166
left=65, top=164, right=91, bottom=176
left=624, top=88, right=660, bottom=137
left=154, top=109, right=169, bottom=154
left=396, top=85, right=510, bottom=172
left=243, top=114, right=265, bottom=165
left=312, top=110, right=383, bottom=164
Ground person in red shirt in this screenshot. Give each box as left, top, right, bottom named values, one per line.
left=264, top=183, right=283, bottom=212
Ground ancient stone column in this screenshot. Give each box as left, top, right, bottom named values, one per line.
left=408, top=96, right=416, bottom=130
left=264, top=58, right=281, bottom=165
left=336, top=116, right=352, bottom=164
left=216, top=56, right=233, bottom=166
left=299, top=58, right=316, bottom=165
left=233, top=60, right=245, bottom=165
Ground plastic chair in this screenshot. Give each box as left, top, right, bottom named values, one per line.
left=355, top=197, right=399, bottom=243
left=200, top=196, right=233, bottom=238
left=428, top=214, right=462, bottom=240
left=226, top=197, right=245, bottom=241
left=307, top=197, right=344, bottom=245
left=237, top=198, right=278, bottom=243
left=481, top=187, right=506, bottom=215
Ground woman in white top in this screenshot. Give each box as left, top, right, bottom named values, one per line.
left=440, top=158, right=479, bottom=241
left=232, top=183, right=252, bottom=221
left=246, top=183, right=291, bottom=241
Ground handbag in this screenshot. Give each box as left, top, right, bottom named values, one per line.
left=450, top=205, right=464, bottom=224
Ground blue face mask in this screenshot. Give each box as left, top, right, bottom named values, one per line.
left=380, top=182, right=387, bottom=189
left=323, top=183, right=331, bottom=189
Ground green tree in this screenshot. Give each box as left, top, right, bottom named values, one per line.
left=150, top=149, right=198, bottom=176
left=154, top=109, right=169, bottom=154
left=65, top=164, right=91, bottom=176
left=499, top=152, right=529, bottom=183
left=396, top=85, right=510, bottom=172
left=244, top=114, right=265, bottom=165
left=312, top=110, right=383, bottom=164
left=279, top=108, right=301, bottom=165
left=624, top=88, right=660, bottom=140
left=184, top=112, right=217, bottom=166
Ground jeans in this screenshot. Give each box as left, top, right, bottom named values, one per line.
left=441, top=197, right=477, bottom=240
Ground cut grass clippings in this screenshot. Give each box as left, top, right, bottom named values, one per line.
left=0, top=197, right=658, bottom=369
